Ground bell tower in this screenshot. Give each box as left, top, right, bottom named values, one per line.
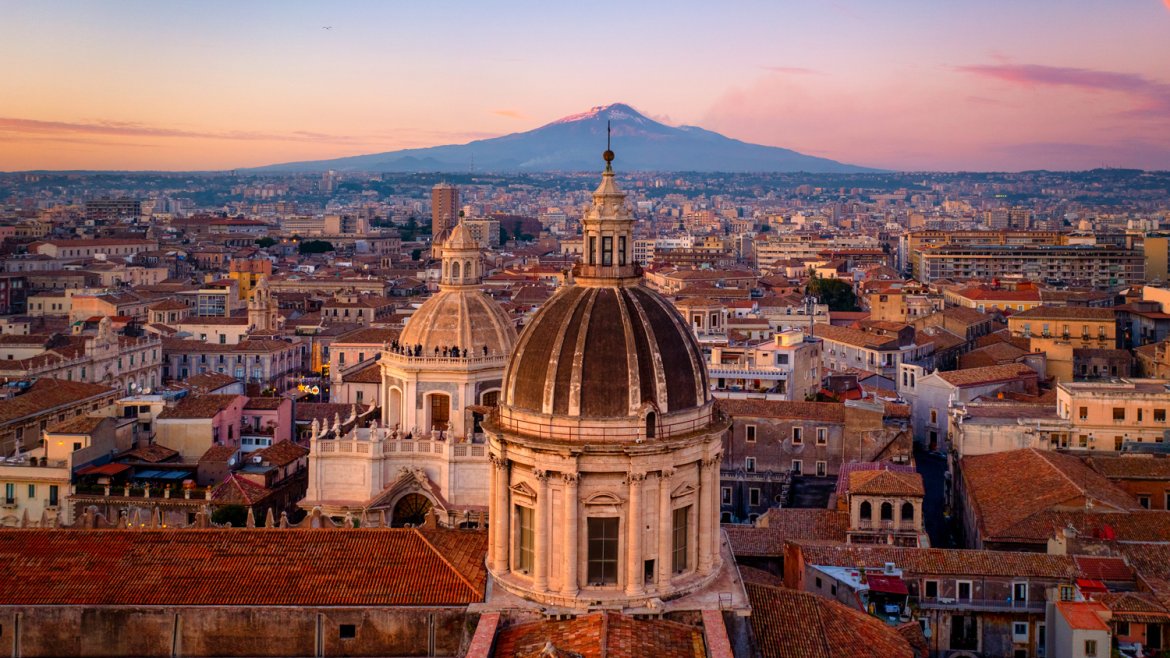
left=247, top=276, right=278, bottom=332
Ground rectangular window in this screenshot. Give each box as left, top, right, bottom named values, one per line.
left=1013, top=582, right=1028, bottom=602
left=1079, top=406, right=1088, bottom=420
left=3, top=483, right=13, bottom=504
left=1158, top=409, right=1167, bottom=422
left=588, top=236, right=597, bottom=265
left=1084, top=640, right=1097, bottom=657
left=1012, top=622, right=1029, bottom=642
left=791, top=460, right=802, bottom=475
left=672, top=506, right=689, bottom=573
left=27, top=484, right=35, bottom=498
left=1060, top=585, right=1075, bottom=601
left=587, top=517, right=619, bottom=585
left=601, top=236, right=613, bottom=266
left=339, top=624, right=356, bottom=639
left=745, top=425, right=756, bottom=443
left=618, top=236, right=627, bottom=266
left=816, top=427, right=827, bottom=445
left=1139, top=495, right=1151, bottom=509
left=49, top=485, right=59, bottom=507
left=924, top=580, right=939, bottom=598
left=749, top=488, right=760, bottom=506
left=957, top=580, right=973, bottom=601
left=516, top=505, right=534, bottom=574
left=816, top=461, right=826, bottom=477
left=1114, top=407, right=1125, bottom=421
left=721, top=487, right=732, bottom=505
left=745, top=457, right=756, bottom=473
left=792, top=427, right=803, bottom=444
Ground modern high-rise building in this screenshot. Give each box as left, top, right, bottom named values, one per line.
left=431, top=183, right=459, bottom=237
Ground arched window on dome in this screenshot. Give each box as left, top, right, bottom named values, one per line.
left=464, top=260, right=472, bottom=280
left=901, top=502, right=915, bottom=524
left=880, top=502, right=894, bottom=522
left=860, top=501, right=872, bottom=522
left=645, top=411, right=656, bottom=439
left=451, top=261, right=461, bottom=282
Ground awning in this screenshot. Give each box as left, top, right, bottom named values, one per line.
left=1076, top=578, right=1108, bottom=593
left=867, top=574, right=909, bottom=595
left=76, top=463, right=131, bottom=477
left=133, top=469, right=192, bottom=481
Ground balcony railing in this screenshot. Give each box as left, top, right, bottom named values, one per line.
left=916, top=596, right=1045, bottom=613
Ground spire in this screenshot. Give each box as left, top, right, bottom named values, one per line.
left=439, top=218, right=483, bottom=288
left=577, top=129, right=637, bottom=283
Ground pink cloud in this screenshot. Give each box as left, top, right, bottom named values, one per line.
left=490, top=109, right=527, bottom=120
left=956, top=63, right=1170, bottom=118
left=761, top=66, right=820, bottom=76
left=0, top=117, right=367, bottom=143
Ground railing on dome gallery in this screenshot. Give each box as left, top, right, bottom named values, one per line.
left=314, top=436, right=486, bottom=459
left=487, top=407, right=728, bottom=442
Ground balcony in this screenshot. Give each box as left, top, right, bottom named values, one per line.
left=916, top=596, right=1044, bottom=613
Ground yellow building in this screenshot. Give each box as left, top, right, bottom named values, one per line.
left=1007, top=306, right=1117, bottom=381
left=1057, top=379, right=1170, bottom=450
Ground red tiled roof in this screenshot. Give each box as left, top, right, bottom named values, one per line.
left=1056, top=601, right=1110, bottom=632
left=157, top=394, right=242, bottom=420
left=122, top=443, right=179, bottom=463
left=250, top=440, right=308, bottom=467
left=960, top=449, right=1138, bottom=543
left=746, top=582, right=916, bottom=658
left=0, top=529, right=487, bottom=606
left=936, top=363, right=1036, bottom=387
left=724, top=509, right=849, bottom=557
left=1075, top=556, right=1134, bottom=582
left=793, top=541, right=1081, bottom=579
left=492, top=611, right=705, bottom=658
left=0, top=379, right=116, bottom=424
left=848, top=470, right=924, bottom=497
left=717, top=399, right=847, bottom=423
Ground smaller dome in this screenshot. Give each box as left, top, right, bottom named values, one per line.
left=399, top=288, right=517, bottom=357
left=445, top=223, right=478, bottom=250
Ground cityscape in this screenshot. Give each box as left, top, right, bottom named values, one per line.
left=2, top=2, right=1170, bottom=658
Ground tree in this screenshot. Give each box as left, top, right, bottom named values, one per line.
left=298, top=240, right=334, bottom=254
left=255, top=237, right=277, bottom=248
left=211, top=504, right=248, bottom=527
left=806, top=274, right=859, bottom=312
left=411, top=248, right=422, bottom=261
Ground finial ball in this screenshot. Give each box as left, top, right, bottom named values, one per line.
left=603, top=149, right=615, bottom=163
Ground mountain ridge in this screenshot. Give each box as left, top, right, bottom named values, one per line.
left=246, top=103, right=881, bottom=174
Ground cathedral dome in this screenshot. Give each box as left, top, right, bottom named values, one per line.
left=501, top=284, right=709, bottom=422
left=399, top=288, right=517, bottom=356
left=497, top=148, right=712, bottom=442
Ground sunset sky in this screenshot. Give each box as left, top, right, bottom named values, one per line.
left=2, top=1, right=1169, bottom=172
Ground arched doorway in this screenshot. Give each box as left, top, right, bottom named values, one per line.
left=391, top=493, right=432, bottom=527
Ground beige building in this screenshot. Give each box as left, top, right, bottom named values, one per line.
left=1008, top=306, right=1117, bottom=381
left=1057, top=379, right=1170, bottom=450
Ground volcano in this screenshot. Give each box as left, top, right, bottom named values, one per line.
left=247, top=103, right=879, bottom=173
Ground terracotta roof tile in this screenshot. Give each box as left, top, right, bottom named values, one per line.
left=250, top=440, right=308, bottom=467
left=848, top=470, right=925, bottom=497
left=960, top=449, right=1139, bottom=543
left=792, top=542, right=1080, bottom=579
left=493, top=611, right=705, bottom=658
left=1088, top=456, right=1170, bottom=480
left=936, top=363, right=1036, bottom=387
left=0, top=529, right=486, bottom=606
left=157, top=394, right=242, bottom=420
left=724, top=509, right=849, bottom=557
left=122, top=443, right=180, bottom=463
left=0, top=379, right=117, bottom=424
left=747, top=582, right=915, bottom=658
left=717, top=399, right=847, bottom=423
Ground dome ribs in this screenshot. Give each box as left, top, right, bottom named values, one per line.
left=552, top=288, right=593, bottom=416
left=621, top=289, right=661, bottom=411
left=630, top=288, right=699, bottom=411
left=510, top=286, right=584, bottom=412
left=579, top=289, right=629, bottom=418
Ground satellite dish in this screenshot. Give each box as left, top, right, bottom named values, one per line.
left=228, top=456, right=237, bottom=466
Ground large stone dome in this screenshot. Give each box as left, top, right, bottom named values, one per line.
left=502, top=283, right=709, bottom=420
left=399, top=288, right=516, bottom=356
